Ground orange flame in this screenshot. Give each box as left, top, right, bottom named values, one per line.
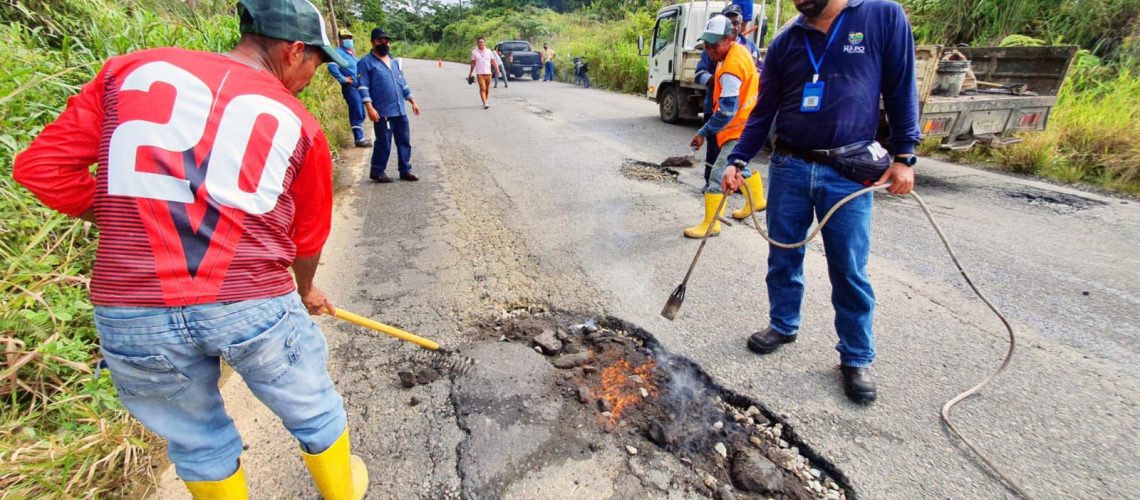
left=597, top=359, right=657, bottom=422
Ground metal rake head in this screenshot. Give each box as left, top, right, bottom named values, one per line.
left=412, top=349, right=477, bottom=378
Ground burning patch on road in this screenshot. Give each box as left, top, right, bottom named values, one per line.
left=479, top=307, right=854, bottom=499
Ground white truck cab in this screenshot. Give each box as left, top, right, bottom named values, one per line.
left=640, top=1, right=769, bottom=123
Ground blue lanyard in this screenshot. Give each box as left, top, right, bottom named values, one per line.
left=803, top=12, right=847, bottom=83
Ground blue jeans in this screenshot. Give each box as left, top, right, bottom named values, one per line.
left=95, top=293, right=346, bottom=482
left=765, top=152, right=876, bottom=367
left=543, top=61, right=554, bottom=81
left=371, top=114, right=412, bottom=177
left=341, top=83, right=365, bottom=143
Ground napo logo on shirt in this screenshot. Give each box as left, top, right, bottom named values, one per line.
left=844, top=32, right=866, bottom=54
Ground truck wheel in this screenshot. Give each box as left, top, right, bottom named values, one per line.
left=659, top=87, right=681, bottom=124
left=532, top=68, right=541, bottom=80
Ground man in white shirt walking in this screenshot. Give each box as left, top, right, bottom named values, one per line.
left=468, top=36, right=497, bottom=109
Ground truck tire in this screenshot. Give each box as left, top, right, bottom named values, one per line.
left=532, top=68, right=541, bottom=80
left=659, top=86, right=681, bottom=124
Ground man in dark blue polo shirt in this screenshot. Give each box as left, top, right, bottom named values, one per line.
left=358, top=28, right=422, bottom=183
left=723, top=0, right=920, bottom=403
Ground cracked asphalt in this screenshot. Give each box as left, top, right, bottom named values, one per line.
left=153, top=59, right=1139, bottom=499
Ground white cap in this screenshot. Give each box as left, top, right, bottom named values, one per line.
left=699, top=15, right=734, bottom=45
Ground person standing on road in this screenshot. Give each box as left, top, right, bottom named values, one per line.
left=492, top=47, right=509, bottom=88
left=723, top=0, right=920, bottom=403
left=358, top=28, right=422, bottom=183
left=541, top=42, right=557, bottom=81
left=694, top=4, right=761, bottom=195
left=468, top=37, right=497, bottom=109
left=683, top=15, right=759, bottom=239
left=328, top=28, right=372, bottom=148
left=12, top=1, right=369, bottom=497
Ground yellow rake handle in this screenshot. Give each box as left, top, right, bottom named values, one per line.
left=332, top=309, right=440, bottom=350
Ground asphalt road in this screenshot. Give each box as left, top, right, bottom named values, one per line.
left=154, top=59, right=1138, bottom=499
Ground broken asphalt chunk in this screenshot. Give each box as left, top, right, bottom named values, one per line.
left=552, top=351, right=595, bottom=369
left=533, top=329, right=563, bottom=354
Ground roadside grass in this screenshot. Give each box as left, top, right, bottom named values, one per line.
left=0, top=0, right=349, bottom=496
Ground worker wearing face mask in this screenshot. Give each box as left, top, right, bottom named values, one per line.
left=328, top=28, right=371, bottom=147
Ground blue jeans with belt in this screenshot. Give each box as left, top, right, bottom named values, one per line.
left=764, top=152, right=876, bottom=367
left=340, top=83, right=366, bottom=143
left=371, top=114, right=412, bottom=177
left=95, top=293, right=347, bottom=481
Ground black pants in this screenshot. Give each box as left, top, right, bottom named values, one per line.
left=702, top=101, right=720, bottom=185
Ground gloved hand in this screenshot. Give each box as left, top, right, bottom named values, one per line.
left=466, top=75, right=475, bottom=85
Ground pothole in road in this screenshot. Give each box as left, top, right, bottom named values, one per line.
left=1003, top=187, right=1104, bottom=213
left=525, top=104, right=554, bottom=119
left=447, top=305, right=853, bottom=499
left=622, top=159, right=681, bottom=183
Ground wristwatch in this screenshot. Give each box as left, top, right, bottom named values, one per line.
left=731, top=159, right=748, bottom=169
left=894, top=155, right=917, bottom=167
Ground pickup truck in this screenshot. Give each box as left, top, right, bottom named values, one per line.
left=495, top=40, right=543, bottom=81
left=640, top=0, right=1078, bottom=150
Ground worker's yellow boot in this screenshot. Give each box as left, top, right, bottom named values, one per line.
left=301, top=429, right=369, bottom=500
left=184, top=463, right=248, bottom=500
left=684, top=193, right=726, bottom=238
left=732, top=173, right=767, bottom=219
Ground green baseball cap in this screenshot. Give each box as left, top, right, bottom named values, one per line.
left=698, top=15, right=734, bottom=45
left=238, top=0, right=348, bottom=67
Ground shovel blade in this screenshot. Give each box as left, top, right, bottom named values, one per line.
left=661, top=285, right=685, bottom=320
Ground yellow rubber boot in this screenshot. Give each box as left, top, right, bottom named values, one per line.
left=732, top=173, right=767, bottom=219
left=184, top=463, right=248, bottom=500
left=301, top=429, right=369, bottom=500
left=684, top=193, right=726, bottom=239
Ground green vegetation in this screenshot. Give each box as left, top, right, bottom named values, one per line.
left=0, top=0, right=348, bottom=496
left=348, top=0, right=1137, bottom=192
left=906, top=1, right=1140, bottom=192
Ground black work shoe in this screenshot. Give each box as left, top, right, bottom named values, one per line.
left=370, top=174, right=393, bottom=183
left=355, top=140, right=373, bottom=148
left=399, top=172, right=419, bottom=181
left=841, top=366, right=877, bottom=404
left=746, top=327, right=797, bottom=354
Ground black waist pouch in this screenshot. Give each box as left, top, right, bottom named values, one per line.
left=829, top=141, right=891, bottom=187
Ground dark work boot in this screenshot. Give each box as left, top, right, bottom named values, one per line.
left=840, top=366, right=877, bottom=404
left=746, top=327, right=796, bottom=355
left=370, top=174, right=393, bottom=183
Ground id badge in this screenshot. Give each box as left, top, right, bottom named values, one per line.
left=801, top=81, right=825, bottom=113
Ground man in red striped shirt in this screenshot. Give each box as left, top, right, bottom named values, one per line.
left=13, top=1, right=368, bottom=498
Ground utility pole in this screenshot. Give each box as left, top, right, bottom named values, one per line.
left=326, top=0, right=339, bottom=37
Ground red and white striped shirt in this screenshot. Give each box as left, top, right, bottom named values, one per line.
left=14, top=48, right=334, bottom=307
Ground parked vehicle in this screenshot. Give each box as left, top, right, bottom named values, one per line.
left=638, top=0, right=1078, bottom=150
left=913, top=45, right=1077, bottom=149
left=495, top=40, right=542, bottom=80
left=639, top=1, right=766, bottom=124
left=573, top=56, right=590, bottom=88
